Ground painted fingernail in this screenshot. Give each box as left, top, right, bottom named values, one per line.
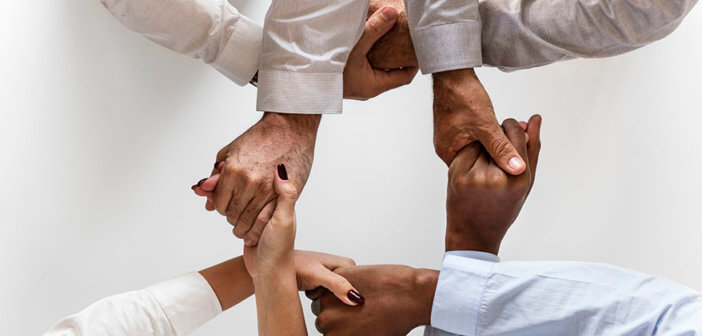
left=277, top=164, right=289, bottom=180
left=508, top=157, right=525, bottom=171
left=214, top=161, right=223, bottom=169
left=197, top=178, right=207, bottom=186
left=191, top=185, right=198, bottom=190
left=347, top=290, right=365, bottom=305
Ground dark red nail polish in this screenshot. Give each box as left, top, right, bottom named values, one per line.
left=277, top=164, right=288, bottom=180
left=347, top=290, right=365, bottom=305
left=197, top=178, right=207, bottom=187
left=191, top=185, right=198, bottom=190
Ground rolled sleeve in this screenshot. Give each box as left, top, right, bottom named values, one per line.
left=256, top=0, right=368, bottom=114
left=405, top=0, right=483, bottom=74
left=430, top=252, right=497, bottom=335
left=146, top=272, right=222, bottom=336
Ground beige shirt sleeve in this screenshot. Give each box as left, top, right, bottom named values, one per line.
left=480, top=0, right=699, bottom=71
left=99, top=0, right=261, bottom=86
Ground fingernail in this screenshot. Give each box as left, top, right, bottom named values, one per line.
left=277, top=164, right=289, bottom=180
left=197, top=178, right=207, bottom=187
left=191, top=185, right=198, bottom=190
left=380, top=7, right=398, bottom=21
left=214, top=161, right=222, bottom=169
left=508, top=157, right=525, bottom=171
left=347, top=290, right=365, bottom=305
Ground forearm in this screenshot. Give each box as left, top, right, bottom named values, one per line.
left=480, top=0, right=699, bottom=72
left=198, top=256, right=254, bottom=311
left=253, top=263, right=307, bottom=336
left=431, top=254, right=702, bottom=335
left=99, top=0, right=261, bottom=85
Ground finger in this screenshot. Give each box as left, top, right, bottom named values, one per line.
left=502, top=119, right=529, bottom=165
left=448, top=142, right=482, bottom=173
left=373, top=66, right=418, bottom=93
left=353, top=6, right=399, bottom=56
left=526, top=114, right=543, bottom=192
left=192, top=186, right=211, bottom=197
left=243, top=200, right=276, bottom=246
left=306, top=287, right=327, bottom=301
left=205, top=199, right=215, bottom=211
left=320, top=255, right=356, bottom=270
left=213, top=167, right=236, bottom=216
left=317, top=268, right=364, bottom=306
left=227, top=182, right=257, bottom=237
left=311, top=298, right=322, bottom=316
left=200, top=174, right=219, bottom=192
left=272, top=164, right=298, bottom=220
left=519, top=121, right=528, bottom=131
left=476, top=122, right=526, bottom=176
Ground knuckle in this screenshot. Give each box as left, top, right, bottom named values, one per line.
left=489, top=136, right=514, bottom=158
left=343, top=257, right=356, bottom=267
left=315, top=316, right=328, bottom=334
left=487, top=170, right=506, bottom=187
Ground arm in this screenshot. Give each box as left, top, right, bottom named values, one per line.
left=98, top=0, right=260, bottom=86
left=367, top=0, right=698, bottom=71
left=429, top=254, right=702, bottom=336
left=44, top=257, right=248, bottom=336
left=480, top=0, right=699, bottom=72
left=402, top=0, right=527, bottom=174
left=255, top=0, right=368, bottom=114
left=243, top=166, right=307, bottom=336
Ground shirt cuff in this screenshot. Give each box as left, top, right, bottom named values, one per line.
left=430, top=252, right=497, bottom=335
left=212, top=15, right=262, bottom=86
left=256, top=70, right=343, bottom=114
left=147, top=272, right=222, bottom=336
left=412, top=21, right=483, bottom=74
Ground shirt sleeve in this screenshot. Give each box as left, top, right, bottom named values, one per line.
left=256, top=0, right=368, bottom=114
left=404, top=0, right=483, bottom=74
left=430, top=251, right=702, bottom=336
left=99, top=0, right=262, bottom=86
left=480, top=0, right=699, bottom=72
left=44, top=272, right=222, bottom=336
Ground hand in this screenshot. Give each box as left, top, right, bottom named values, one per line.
left=242, top=164, right=298, bottom=278
left=366, top=0, right=418, bottom=70
left=343, top=6, right=418, bottom=100
left=446, top=115, right=542, bottom=254
left=294, top=251, right=365, bottom=306
left=191, top=112, right=319, bottom=246
left=433, top=69, right=527, bottom=175
left=308, top=265, right=438, bottom=336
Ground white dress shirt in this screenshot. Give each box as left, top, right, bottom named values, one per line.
left=99, top=0, right=368, bottom=114
left=425, top=251, right=702, bottom=336
left=405, top=0, right=698, bottom=74
left=44, top=272, right=221, bottom=336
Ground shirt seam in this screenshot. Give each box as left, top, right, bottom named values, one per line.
left=474, top=263, right=496, bottom=336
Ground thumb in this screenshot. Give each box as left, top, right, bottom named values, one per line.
left=318, top=269, right=365, bottom=306
left=353, top=6, right=399, bottom=56
left=273, top=164, right=298, bottom=218
left=476, top=123, right=526, bottom=175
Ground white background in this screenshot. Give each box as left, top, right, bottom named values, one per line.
left=1, top=1, right=701, bottom=335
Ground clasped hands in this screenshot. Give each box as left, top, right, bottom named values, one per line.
left=192, top=1, right=525, bottom=248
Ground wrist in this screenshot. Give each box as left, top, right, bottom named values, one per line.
left=410, top=268, right=439, bottom=327
left=445, top=221, right=502, bottom=254
left=252, top=260, right=296, bottom=285
left=262, top=112, right=321, bottom=135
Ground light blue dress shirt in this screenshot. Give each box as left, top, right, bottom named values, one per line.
left=425, top=251, right=702, bottom=336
